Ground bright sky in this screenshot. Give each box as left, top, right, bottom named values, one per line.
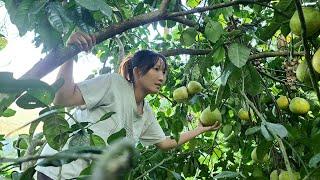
left=0, top=5, right=102, bottom=84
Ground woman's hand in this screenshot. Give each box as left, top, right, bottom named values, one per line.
left=196, top=121, right=221, bottom=133
left=67, top=31, right=96, bottom=52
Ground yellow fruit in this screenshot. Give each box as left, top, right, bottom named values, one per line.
left=289, top=97, right=310, bottom=114
left=270, top=170, right=279, bottom=180
left=238, top=108, right=250, bottom=121
left=279, top=170, right=300, bottom=180
left=296, top=60, right=312, bottom=84
left=312, top=48, right=320, bottom=73
left=187, top=81, right=203, bottom=95
left=200, top=107, right=221, bottom=126
left=290, top=7, right=320, bottom=37
left=0, top=37, right=8, bottom=50
left=251, top=147, right=269, bottom=163
left=276, top=96, right=289, bottom=110
left=173, top=86, right=188, bottom=102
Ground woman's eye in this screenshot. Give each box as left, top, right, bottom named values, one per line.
left=154, top=67, right=159, bottom=71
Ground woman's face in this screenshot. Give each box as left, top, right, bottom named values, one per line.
left=135, top=59, right=167, bottom=94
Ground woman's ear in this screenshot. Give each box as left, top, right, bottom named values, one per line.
left=133, top=67, right=142, bottom=79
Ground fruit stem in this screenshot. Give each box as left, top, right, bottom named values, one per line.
left=294, top=0, right=320, bottom=102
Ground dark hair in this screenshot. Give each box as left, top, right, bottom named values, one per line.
left=119, top=50, right=168, bottom=83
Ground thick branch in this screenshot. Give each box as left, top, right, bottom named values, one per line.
left=160, top=49, right=305, bottom=60
left=167, top=0, right=261, bottom=18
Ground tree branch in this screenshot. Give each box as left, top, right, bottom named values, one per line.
left=166, top=0, right=261, bottom=18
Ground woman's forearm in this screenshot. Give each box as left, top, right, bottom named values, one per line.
left=157, top=127, right=204, bottom=151
left=53, top=60, right=76, bottom=105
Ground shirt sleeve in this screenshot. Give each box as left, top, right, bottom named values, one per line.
left=139, top=106, right=166, bottom=146
left=77, top=73, right=113, bottom=109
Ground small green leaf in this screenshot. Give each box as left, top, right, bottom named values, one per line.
left=75, top=0, right=112, bottom=16
left=98, top=112, right=116, bottom=123
left=187, top=0, right=202, bottom=8
left=309, top=153, right=320, bottom=168
left=2, top=108, right=16, bottom=117
left=261, top=125, right=273, bottom=141
left=43, top=115, right=70, bottom=150
left=213, top=171, right=240, bottom=179
left=90, top=134, right=106, bottom=147
left=212, top=47, right=225, bottom=64
left=266, top=122, right=288, bottom=138
left=0, top=37, right=8, bottom=50
left=69, top=131, right=90, bottom=149
left=245, top=126, right=261, bottom=136
left=228, top=43, right=250, bottom=68
left=181, top=28, right=197, bottom=46
left=107, top=128, right=126, bottom=145
left=205, top=20, right=224, bottom=43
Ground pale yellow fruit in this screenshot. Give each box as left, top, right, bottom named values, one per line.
left=270, top=170, right=279, bottom=180
left=290, top=7, right=320, bottom=37
left=278, top=170, right=300, bottom=180
left=289, top=97, right=310, bottom=114
left=251, top=147, right=269, bottom=163
left=173, top=86, right=188, bottom=102
left=187, top=81, right=203, bottom=95
left=296, top=60, right=312, bottom=85
left=238, top=108, right=250, bottom=121
left=200, top=107, right=221, bottom=126
left=312, top=48, right=320, bottom=73
left=276, top=96, right=289, bottom=110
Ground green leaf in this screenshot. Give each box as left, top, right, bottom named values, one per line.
left=43, top=115, right=70, bottom=150
left=181, top=28, right=197, bottom=46
left=20, top=166, right=36, bottom=180
left=245, top=126, right=261, bottom=136
left=213, top=171, right=240, bottom=179
left=75, top=0, right=112, bottom=16
left=205, top=20, right=224, bottom=43
left=228, top=43, right=250, bottom=68
left=2, top=108, right=16, bottom=117
left=47, top=2, right=70, bottom=33
left=220, top=63, right=236, bottom=86
left=266, top=122, right=288, bottom=138
left=16, top=93, right=47, bottom=109
left=0, top=37, right=8, bottom=50
left=212, top=46, right=225, bottom=64
left=107, top=128, right=126, bottom=145
left=69, top=131, right=90, bottom=149
left=244, top=65, right=263, bottom=96
left=309, top=153, right=320, bottom=168
left=257, top=22, right=281, bottom=42
left=261, top=125, right=273, bottom=141
left=187, top=0, right=202, bottom=8
left=90, top=134, right=106, bottom=147
left=97, top=112, right=116, bottom=123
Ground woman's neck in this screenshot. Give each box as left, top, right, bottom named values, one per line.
left=134, top=84, right=147, bottom=105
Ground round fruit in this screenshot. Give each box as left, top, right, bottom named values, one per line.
left=290, top=7, right=320, bottom=37
left=173, top=86, right=188, bottom=102
left=289, top=97, right=310, bottom=114
left=187, top=81, right=203, bottom=95
left=270, top=170, right=279, bottom=180
left=0, top=37, right=8, bottom=50
left=200, top=107, right=222, bottom=126
left=251, top=147, right=269, bottom=163
left=312, top=48, right=320, bottom=73
left=296, top=60, right=312, bottom=84
left=276, top=96, right=289, bottom=110
left=279, top=170, right=300, bottom=180
left=238, top=108, right=250, bottom=121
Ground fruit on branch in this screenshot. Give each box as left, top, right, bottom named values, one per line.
left=312, top=48, right=320, bottom=73
left=251, top=147, right=269, bottom=163
left=290, top=7, right=320, bottom=37
left=200, top=107, right=221, bottom=126
left=238, top=108, right=250, bottom=121
left=173, top=86, right=188, bottom=102
left=289, top=97, right=310, bottom=114
left=187, top=81, right=203, bottom=95
left=270, top=170, right=279, bottom=180
left=278, top=170, right=300, bottom=180
left=296, top=60, right=311, bottom=85
left=276, top=96, right=289, bottom=110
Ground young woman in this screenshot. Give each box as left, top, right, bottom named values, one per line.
left=35, top=32, right=221, bottom=180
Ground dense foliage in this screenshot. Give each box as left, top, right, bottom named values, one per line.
left=1, top=0, right=320, bottom=179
